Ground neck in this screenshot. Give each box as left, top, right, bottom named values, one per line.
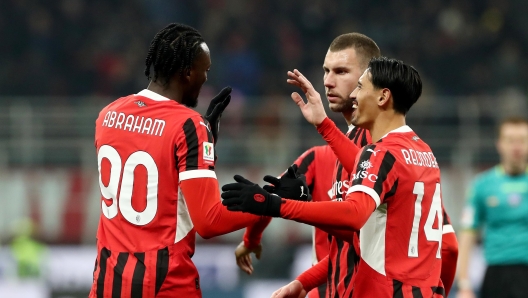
left=368, top=112, right=406, bottom=142
left=342, top=110, right=353, bottom=126
left=501, top=161, right=527, bottom=176
left=147, top=80, right=184, bottom=103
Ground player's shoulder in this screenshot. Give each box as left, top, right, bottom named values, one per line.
left=473, top=166, right=499, bottom=185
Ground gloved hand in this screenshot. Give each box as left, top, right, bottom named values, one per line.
left=262, top=164, right=311, bottom=201
left=204, top=86, right=232, bottom=145
left=221, top=175, right=282, bottom=217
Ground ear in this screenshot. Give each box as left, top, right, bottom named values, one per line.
left=183, top=67, right=192, bottom=83
left=378, top=88, right=392, bottom=108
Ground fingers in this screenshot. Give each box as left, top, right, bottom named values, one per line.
left=286, top=164, right=298, bottom=178
left=233, top=174, right=255, bottom=185
left=209, top=95, right=231, bottom=119
left=207, top=86, right=232, bottom=115
left=221, top=182, right=245, bottom=192
left=255, top=249, right=262, bottom=260
left=236, top=254, right=253, bottom=275
left=226, top=204, right=244, bottom=212
left=262, top=185, right=276, bottom=193
left=263, top=175, right=280, bottom=186
left=290, top=92, right=306, bottom=108
left=220, top=192, right=242, bottom=203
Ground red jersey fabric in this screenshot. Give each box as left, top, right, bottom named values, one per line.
left=347, top=126, right=444, bottom=297
left=90, top=90, right=262, bottom=298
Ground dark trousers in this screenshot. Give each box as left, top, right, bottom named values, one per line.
left=481, top=264, right=528, bottom=298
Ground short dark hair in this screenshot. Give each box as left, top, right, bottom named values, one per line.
left=498, top=117, right=528, bottom=136
left=144, top=23, right=205, bottom=86
left=368, top=57, right=422, bottom=115
left=329, top=33, right=381, bottom=67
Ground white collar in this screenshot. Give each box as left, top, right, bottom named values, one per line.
left=380, top=125, right=413, bottom=139
left=136, top=89, right=171, bottom=101
left=347, top=124, right=355, bottom=133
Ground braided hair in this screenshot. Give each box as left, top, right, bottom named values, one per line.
left=145, top=23, right=205, bottom=86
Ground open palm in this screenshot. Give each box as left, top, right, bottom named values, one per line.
left=286, top=69, right=327, bottom=126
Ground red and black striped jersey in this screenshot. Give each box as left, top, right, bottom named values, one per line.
left=347, top=125, right=444, bottom=297
left=324, top=126, right=370, bottom=298
left=91, top=89, right=216, bottom=297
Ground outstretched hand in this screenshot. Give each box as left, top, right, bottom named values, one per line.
left=287, top=69, right=327, bottom=126
left=263, top=164, right=311, bottom=201
left=205, top=86, right=232, bottom=145
left=221, top=175, right=282, bottom=217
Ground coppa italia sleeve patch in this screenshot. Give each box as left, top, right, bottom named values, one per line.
left=202, top=142, right=214, bottom=162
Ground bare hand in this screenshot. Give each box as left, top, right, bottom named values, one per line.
left=287, top=69, right=327, bottom=126
left=456, top=289, right=476, bottom=298
left=234, top=241, right=262, bottom=275
left=270, top=280, right=306, bottom=298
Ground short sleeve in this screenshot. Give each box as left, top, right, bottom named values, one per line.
left=346, top=144, right=398, bottom=208
left=460, top=178, right=483, bottom=230
left=176, top=116, right=216, bottom=181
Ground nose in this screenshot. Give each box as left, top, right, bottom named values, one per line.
left=349, top=87, right=358, bottom=99
left=324, top=73, right=335, bottom=88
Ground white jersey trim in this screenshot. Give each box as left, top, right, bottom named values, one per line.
left=137, top=89, right=171, bottom=101
left=360, top=206, right=387, bottom=276
left=380, top=125, right=413, bottom=139
left=442, top=224, right=454, bottom=234
left=347, top=184, right=381, bottom=207
left=175, top=188, right=194, bottom=243
left=180, top=169, right=217, bottom=181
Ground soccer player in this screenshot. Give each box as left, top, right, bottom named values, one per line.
left=222, top=57, right=447, bottom=297
left=457, top=117, right=528, bottom=298
left=89, top=23, right=272, bottom=298
left=234, top=33, right=380, bottom=298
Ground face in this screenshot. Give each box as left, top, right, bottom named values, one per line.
left=497, top=123, right=528, bottom=167
left=348, top=69, right=383, bottom=128
left=182, top=42, right=211, bottom=107
left=323, top=48, right=364, bottom=114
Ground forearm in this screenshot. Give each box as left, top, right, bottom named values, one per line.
left=316, top=117, right=360, bottom=173
left=181, top=178, right=264, bottom=239
left=456, top=230, right=477, bottom=288
left=280, top=192, right=375, bottom=231
left=297, top=255, right=329, bottom=291
left=441, top=230, right=458, bottom=296
left=243, top=216, right=272, bottom=249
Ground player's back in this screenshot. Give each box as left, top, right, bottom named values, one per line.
left=351, top=126, right=444, bottom=297
left=91, top=90, right=213, bottom=297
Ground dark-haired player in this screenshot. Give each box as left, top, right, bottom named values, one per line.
left=89, top=23, right=269, bottom=298
left=223, top=58, right=449, bottom=297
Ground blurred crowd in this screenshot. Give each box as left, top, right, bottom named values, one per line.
left=1, top=0, right=528, bottom=101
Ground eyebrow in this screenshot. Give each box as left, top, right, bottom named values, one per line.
left=357, top=81, right=362, bottom=87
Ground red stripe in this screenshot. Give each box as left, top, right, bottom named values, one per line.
left=61, top=171, right=86, bottom=243
left=121, top=256, right=136, bottom=298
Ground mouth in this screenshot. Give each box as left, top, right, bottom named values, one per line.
left=327, top=94, right=339, bottom=103
left=352, top=101, right=358, bottom=109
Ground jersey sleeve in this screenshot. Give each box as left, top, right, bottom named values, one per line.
left=292, top=147, right=317, bottom=188
left=346, top=144, right=398, bottom=208
left=460, top=178, right=484, bottom=230
left=175, top=116, right=216, bottom=181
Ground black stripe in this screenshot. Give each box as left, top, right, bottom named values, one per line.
left=373, top=152, right=397, bottom=197
left=327, top=248, right=334, bottom=298
left=112, top=252, right=129, bottom=298
left=183, top=118, right=199, bottom=171
left=200, top=116, right=214, bottom=143
left=298, top=151, right=315, bottom=175
left=393, top=279, right=404, bottom=298
left=352, top=145, right=376, bottom=185
left=383, top=179, right=399, bottom=201
left=173, top=144, right=178, bottom=169
left=443, top=209, right=449, bottom=225
left=317, top=282, right=327, bottom=298
left=342, top=241, right=358, bottom=291
left=359, top=129, right=369, bottom=147
left=131, top=253, right=146, bottom=298
left=353, top=128, right=362, bottom=144
left=332, top=240, right=344, bottom=298
left=93, top=258, right=98, bottom=281
left=155, top=247, right=169, bottom=295
left=412, top=286, right=423, bottom=298
left=97, top=248, right=111, bottom=298
left=431, top=286, right=446, bottom=298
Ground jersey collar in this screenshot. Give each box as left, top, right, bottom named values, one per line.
left=380, top=125, right=413, bottom=139
left=347, top=124, right=355, bottom=133
left=136, top=89, right=171, bottom=101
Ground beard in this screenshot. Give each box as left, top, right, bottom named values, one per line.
left=328, top=96, right=354, bottom=113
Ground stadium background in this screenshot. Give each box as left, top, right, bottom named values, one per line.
left=0, top=0, right=527, bottom=297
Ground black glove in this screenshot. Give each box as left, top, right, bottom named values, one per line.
left=221, top=175, right=282, bottom=217
left=262, top=164, right=311, bottom=201
left=204, top=86, right=232, bottom=145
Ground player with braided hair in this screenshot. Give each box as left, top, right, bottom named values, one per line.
left=89, top=23, right=280, bottom=298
